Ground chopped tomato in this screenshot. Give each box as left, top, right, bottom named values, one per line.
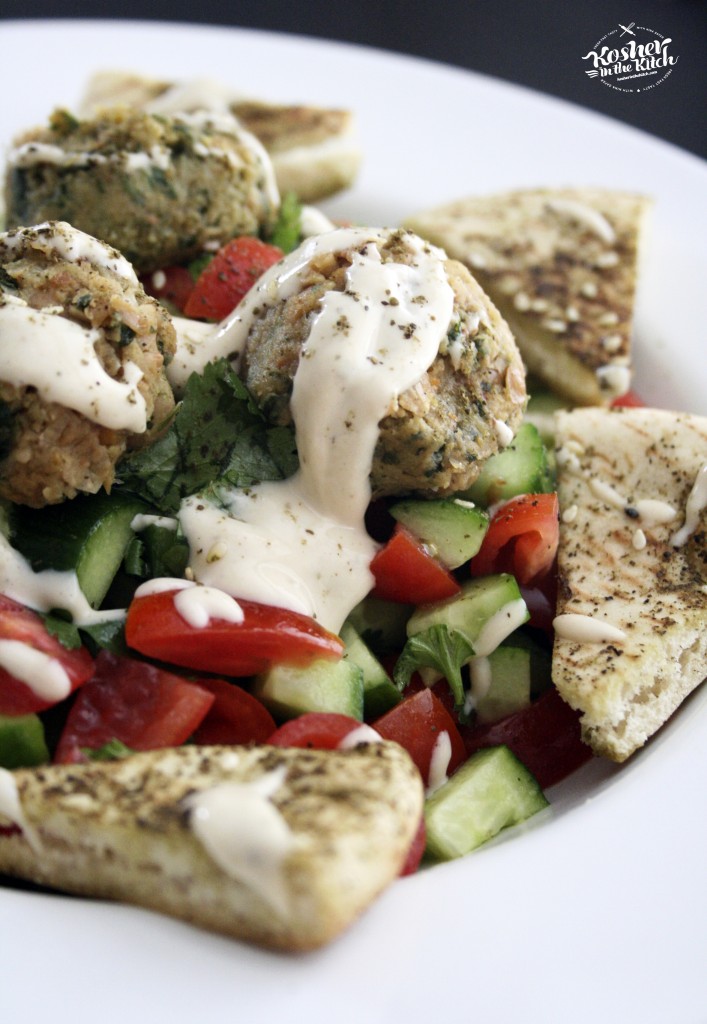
left=142, top=265, right=195, bottom=313
left=610, top=390, right=644, bottom=408
left=372, top=688, right=467, bottom=786
left=54, top=650, right=215, bottom=764
left=125, top=590, right=344, bottom=676
left=267, top=712, right=365, bottom=750
left=520, top=572, right=558, bottom=635
left=183, top=237, right=284, bottom=320
left=0, top=594, right=94, bottom=715
left=191, top=677, right=276, bottom=745
left=400, top=817, right=427, bottom=876
left=469, top=493, right=559, bottom=587
left=370, top=525, right=461, bottom=604
left=458, top=686, right=593, bottom=789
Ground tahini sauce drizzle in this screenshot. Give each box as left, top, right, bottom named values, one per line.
left=184, top=765, right=296, bottom=917
left=0, top=223, right=147, bottom=432
left=178, top=228, right=454, bottom=632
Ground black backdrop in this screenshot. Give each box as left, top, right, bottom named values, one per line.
left=2, top=0, right=705, bottom=160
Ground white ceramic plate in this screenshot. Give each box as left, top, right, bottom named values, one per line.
left=1, top=20, right=706, bottom=1024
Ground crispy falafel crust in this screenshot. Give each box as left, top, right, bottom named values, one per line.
left=5, top=107, right=277, bottom=273
left=241, top=230, right=526, bottom=498
left=0, top=222, right=175, bottom=507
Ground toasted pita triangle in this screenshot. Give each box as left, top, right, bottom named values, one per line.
left=405, top=188, right=650, bottom=405
left=78, top=70, right=361, bottom=203
left=551, top=407, right=707, bottom=761
left=0, top=741, right=423, bottom=951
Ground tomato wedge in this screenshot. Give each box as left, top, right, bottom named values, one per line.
left=370, top=525, right=461, bottom=604
left=183, top=237, right=284, bottom=320
left=54, top=650, right=215, bottom=764
left=191, top=677, right=276, bottom=745
left=610, top=390, right=644, bottom=408
left=470, top=493, right=559, bottom=587
left=143, top=265, right=195, bottom=313
left=372, top=688, right=467, bottom=786
left=125, top=589, right=344, bottom=676
left=267, top=712, right=367, bottom=750
left=458, top=686, right=593, bottom=789
left=0, top=594, right=94, bottom=715
left=400, top=817, right=427, bottom=876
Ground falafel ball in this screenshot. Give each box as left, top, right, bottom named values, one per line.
left=240, top=227, right=527, bottom=498
left=4, top=107, right=280, bottom=274
left=0, top=221, right=176, bottom=507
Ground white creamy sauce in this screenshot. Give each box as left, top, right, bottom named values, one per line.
left=178, top=228, right=454, bottom=632
left=0, top=534, right=123, bottom=627
left=0, top=639, right=71, bottom=703
left=2, top=221, right=138, bottom=284
left=671, top=462, right=707, bottom=548
left=173, top=585, right=244, bottom=629
left=144, top=78, right=243, bottom=115
left=185, top=766, right=296, bottom=917
left=8, top=142, right=107, bottom=170
left=338, top=723, right=383, bottom=749
left=464, top=655, right=493, bottom=716
left=167, top=316, right=240, bottom=395
left=545, top=199, right=617, bottom=245
left=595, top=364, right=631, bottom=398
left=473, top=599, right=529, bottom=658
left=632, top=499, right=678, bottom=528
left=299, top=205, right=336, bottom=237
left=130, top=514, right=179, bottom=532
left=493, top=418, right=515, bottom=448
left=426, top=730, right=452, bottom=796
left=124, top=146, right=171, bottom=172
left=0, top=298, right=147, bottom=432
left=0, top=768, right=42, bottom=854
left=134, top=576, right=195, bottom=597
left=553, top=613, right=627, bottom=643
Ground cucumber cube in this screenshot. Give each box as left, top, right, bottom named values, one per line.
left=460, top=422, right=554, bottom=506
left=0, top=713, right=49, bottom=768
left=424, top=745, right=548, bottom=860
left=340, top=622, right=401, bottom=717
left=389, top=498, right=488, bottom=568
left=252, top=657, right=364, bottom=722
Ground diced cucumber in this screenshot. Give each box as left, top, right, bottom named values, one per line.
left=10, top=491, right=147, bottom=608
left=340, top=622, right=401, bottom=718
left=424, top=745, right=549, bottom=860
left=460, top=422, right=554, bottom=507
left=407, top=574, right=529, bottom=655
left=252, top=657, right=364, bottom=722
left=474, top=645, right=532, bottom=724
left=0, top=713, right=49, bottom=768
left=345, top=596, right=412, bottom=654
left=388, top=498, right=488, bottom=568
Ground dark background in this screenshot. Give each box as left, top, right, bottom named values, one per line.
left=2, top=0, right=705, bottom=160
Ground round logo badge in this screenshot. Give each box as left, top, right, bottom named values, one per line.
left=582, top=23, right=678, bottom=93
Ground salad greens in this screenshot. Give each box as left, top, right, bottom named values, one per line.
left=117, top=358, right=298, bottom=515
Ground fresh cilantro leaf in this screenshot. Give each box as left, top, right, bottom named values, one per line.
left=394, top=624, right=474, bottom=711
left=116, top=358, right=298, bottom=514
left=41, top=612, right=83, bottom=649
left=79, top=618, right=128, bottom=655
left=82, top=738, right=135, bottom=761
